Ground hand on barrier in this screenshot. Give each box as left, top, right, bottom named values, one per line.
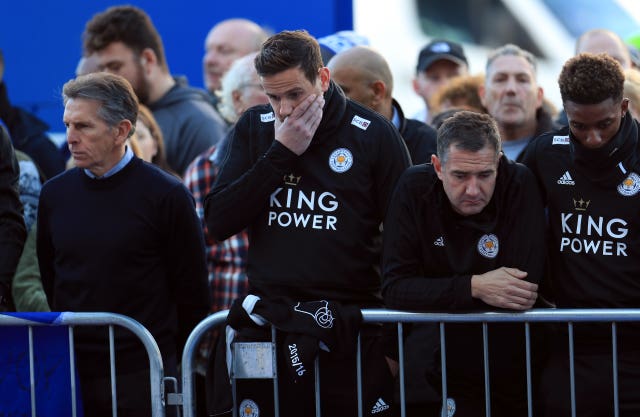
left=470, top=267, right=538, bottom=310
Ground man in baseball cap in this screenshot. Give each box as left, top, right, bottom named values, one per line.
left=412, top=39, right=469, bottom=123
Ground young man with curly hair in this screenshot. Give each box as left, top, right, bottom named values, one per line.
left=521, top=53, right=640, bottom=416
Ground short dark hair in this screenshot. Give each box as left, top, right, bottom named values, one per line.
left=83, top=5, right=168, bottom=71
left=254, top=30, right=323, bottom=84
left=63, top=72, right=138, bottom=137
left=558, top=53, right=624, bottom=105
left=437, top=111, right=501, bottom=164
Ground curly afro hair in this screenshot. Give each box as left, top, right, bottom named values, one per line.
left=559, top=53, right=624, bottom=105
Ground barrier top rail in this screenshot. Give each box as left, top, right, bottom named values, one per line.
left=0, top=312, right=163, bottom=357
left=361, top=308, right=640, bottom=323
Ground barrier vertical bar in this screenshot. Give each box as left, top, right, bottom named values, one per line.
left=231, top=340, right=237, bottom=417
left=314, top=357, right=321, bottom=417
left=28, top=326, right=36, bottom=417
left=482, top=323, right=491, bottom=417
left=612, top=323, right=619, bottom=417
left=69, top=326, right=77, bottom=417
left=357, top=332, right=363, bottom=417
left=272, top=326, right=280, bottom=417
left=525, top=323, right=533, bottom=417
left=440, top=322, right=447, bottom=417
left=109, top=325, right=118, bottom=417
left=568, top=323, right=576, bottom=417
left=398, top=323, right=406, bottom=417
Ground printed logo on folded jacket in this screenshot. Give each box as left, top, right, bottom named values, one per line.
left=294, top=300, right=335, bottom=328
left=287, top=343, right=307, bottom=377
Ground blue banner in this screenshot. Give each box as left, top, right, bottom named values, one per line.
left=0, top=314, right=83, bottom=416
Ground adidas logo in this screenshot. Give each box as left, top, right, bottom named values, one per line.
left=371, top=398, right=390, bottom=414
left=557, top=171, right=575, bottom=185
left=434, top=236, right=445, bottom=247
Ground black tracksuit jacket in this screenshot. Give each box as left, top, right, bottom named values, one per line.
left=205, top=80, right=411, bottom=307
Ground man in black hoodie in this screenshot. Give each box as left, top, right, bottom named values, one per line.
left=205, top=30, right=410, bottom=417
left=383, top=111, right=545, bottom=417
left=521, top=53, right=640, bottom=416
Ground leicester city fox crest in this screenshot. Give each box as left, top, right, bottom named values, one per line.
left=617, top=172, right=640, bottom=197
left=239, top=399, right=260, bottom=417
left=329, top=148, right=353, bottom=173
left=477, top=234, right=499, bottom=259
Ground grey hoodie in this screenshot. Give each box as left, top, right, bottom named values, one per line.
left=149, top=78, right=226, bottom=175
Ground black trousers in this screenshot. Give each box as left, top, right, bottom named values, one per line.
left=539, top=346, right=640, bottom=417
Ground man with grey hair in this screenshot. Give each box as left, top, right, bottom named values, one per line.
left=479, top=43, right=556, bottom=161
left=37, top=72, right=209, bottom=417
left=328, top=45, right=437, bottom=164
left=383, top=111, right=545, bottom=416
left=216, top=52, right=269, bottom=124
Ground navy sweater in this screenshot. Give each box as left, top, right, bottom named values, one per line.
left=37, top=157, right=209, bottom=374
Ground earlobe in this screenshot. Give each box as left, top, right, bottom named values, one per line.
left=371, top=81, right=386, bottom=103
left=622, top=98, right=630, bottom=116
left=115, top=120, right=133, bottom=145
left=141, top=48, right=155, bottom=70
left=432, top=154, right=443, bottom=179
left=319, top=67, right=331, bottom=92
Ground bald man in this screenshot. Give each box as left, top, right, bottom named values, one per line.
left=576, top=29, right=632, bottom=69
left=202, top=18, right=269, bottom=97
left=328, top=46, right=436, bottom=164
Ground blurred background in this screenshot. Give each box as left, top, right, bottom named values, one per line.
left=1, top=0, right=638, bottom=138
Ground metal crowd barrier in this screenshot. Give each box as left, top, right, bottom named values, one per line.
left=0, top=312, right=168, bottom=417
left=179, top=308, right=640, bottom=417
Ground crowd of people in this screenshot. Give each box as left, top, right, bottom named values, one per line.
left=1, top=4, right=640, bottom=417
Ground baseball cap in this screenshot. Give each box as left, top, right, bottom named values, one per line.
left=416, top=39, right=468, bottom=72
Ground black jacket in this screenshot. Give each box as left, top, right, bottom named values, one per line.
left=382, top=156, right=546, bottom=406
left=521, top=114, right=640, bottom=349
left=393, top=99, right=437, bottom=165
left=205, top=81, right=411, bottom=307
left=383, top=156, right=545, bottom=310
left=0, top=125, right=26, bottom=306
left=0, top=82, right=65, bottom=179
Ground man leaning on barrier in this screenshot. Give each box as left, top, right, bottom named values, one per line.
left=205, top=30, right=411, bottom=417
left=521, top=53, right=640, bottom=416
left=382, top=111, right=546, bottom=417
